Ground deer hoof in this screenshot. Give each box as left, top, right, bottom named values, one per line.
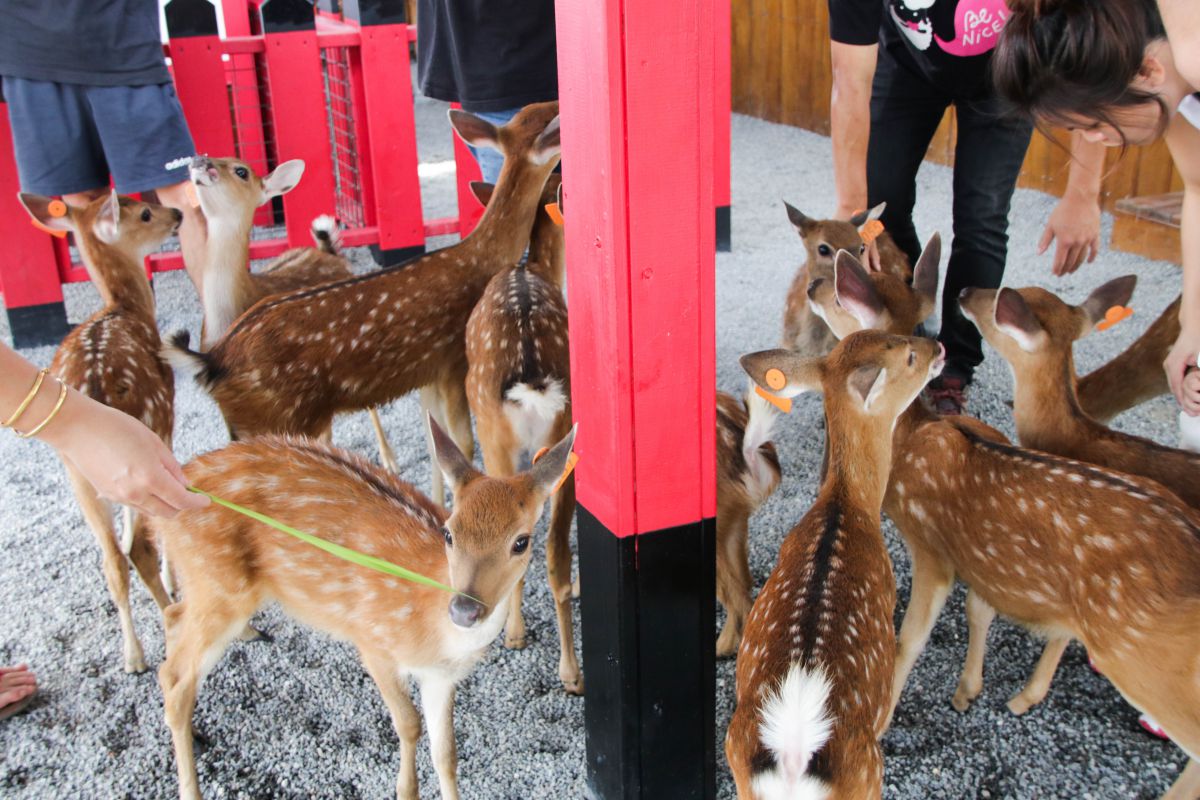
left=124, top=653, right=149, bottom=674
left=1006, top=695, right=1035, bottom=716
left=562, top=674, right=584, bottom=696
left=504, top=634, right=527, bottom=650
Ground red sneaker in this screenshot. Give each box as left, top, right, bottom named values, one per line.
left=1139, top=713, right=1170, bottom=740
left=926, top=375, right=968, bottom=416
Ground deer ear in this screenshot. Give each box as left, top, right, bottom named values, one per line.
left=428, top=413, right=479, bottom=494
left=469, top=181, right=495, bottom=207
left=531, top=115, right=561, bottom=165
left=782, top=201, right=813, bottom=233
left=263, top=160, right=305, bottom=200
left=18, top=192, right=74, bottom=233
left=911, top=232, right=941, bottom=310
left=448, top=109, right=501, bottom=153
left=1078, top=274, right=1137, bottom=334
left=848, top=202, right=886, bottom=227
left=993, top=288, right=1046, bottom=352
left=92, top=190, right=122, bottom=244
left=740, top=349, right=824, bottom=399
left=847, top=365, right=887, bottom=411
left=529, top=424, right=578, bottom=498
left=834, top=250, right=884, bottom=329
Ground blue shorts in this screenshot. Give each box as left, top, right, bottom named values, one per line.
left=3, top=76, right=195, bottom=196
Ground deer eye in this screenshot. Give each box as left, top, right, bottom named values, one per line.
left=442, top=527, right=453, bottom=547
left=140, top=208, right=152, bottom=223
left=512, top=535, right=531, bottom=555
left=234, top=167, right=250, bottom=180
left=817, top=244, right=832, bottom=257
left=859, top=244, right=866, bottom=254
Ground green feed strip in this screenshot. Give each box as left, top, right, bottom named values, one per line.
left=188, top=487, right=469, bottom=599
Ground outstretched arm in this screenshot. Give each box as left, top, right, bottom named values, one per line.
left=1041, top=132, right=1105, bottom=276
left=1164, top=122, right=1200, bottom=412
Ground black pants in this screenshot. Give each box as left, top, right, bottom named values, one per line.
left=867, top=48, right=1033, bottom=383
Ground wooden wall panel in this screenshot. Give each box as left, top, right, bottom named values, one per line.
left=732, top=0, right=1181, bottom=209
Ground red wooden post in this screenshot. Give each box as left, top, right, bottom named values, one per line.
left=715, top=0, right=732, bottom=252
left=342, top=0, right=428, bottom=265
left=558, top=0, right=717, bottom=794
left=259, top=0, right=337, bottom=247
left=0, top=98, right=71, bottom=347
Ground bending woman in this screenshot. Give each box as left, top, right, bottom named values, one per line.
left=993, top=0, right=1200, bottom=423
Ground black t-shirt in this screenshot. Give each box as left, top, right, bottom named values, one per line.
left=828, top=0, right=1013, bottom=98
left=417, top=0, right=557, bottom=113
left=0, top=0, right=170, bottom=86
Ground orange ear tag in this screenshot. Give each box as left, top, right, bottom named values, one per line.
left=183, top=181, right=200, bottom=209
left=532, top=447, right=579, bottom=493
left=1095, top=305, right=1133, bottom=331
left=859, top=219, right=885, bottom=245
left=755, top=384, right=792, bottom=414
left=31, top=199, right=69, bottom=238
left=545, top=202, right=563, bottom=227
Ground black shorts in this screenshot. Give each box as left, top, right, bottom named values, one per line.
left=3, top=76, right=195, bottom=195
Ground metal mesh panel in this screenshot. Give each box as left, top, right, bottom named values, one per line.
left=321, top=46, right=366, bottom=229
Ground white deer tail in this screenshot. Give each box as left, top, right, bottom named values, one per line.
left=752, top=664, right=834, bottom=800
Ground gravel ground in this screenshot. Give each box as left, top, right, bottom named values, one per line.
left=0, top=93, right=1189, bottom=799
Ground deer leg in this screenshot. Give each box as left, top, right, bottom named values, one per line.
left=367, top=408, right=400, bottom=473
left=952, top=589, right=996, bottom=712
left=359, top=650, right=420, bottom=800
left=67, top=467, right=146, bottom=674
left=547, top=472, right=582, bottom=694
left=159, top=598, right=254, bottom=800
left=418, top=673, right=460, bottom=800
left=716, top=510, right=752, bottom=659
left=420, top=384, right=448, bottom=506
left=126, top=513, right=172, bottom=610
left=887, top=548, right=954, bottom=730
left=440, top=371, right=475, bottom=466
left=1007, top=636, right=1070, bottom=715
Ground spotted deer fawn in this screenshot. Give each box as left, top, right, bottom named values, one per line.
left=813, top=249, right=1200, bottom=800
left=165, top=102, right=561, bottom=492
left=726, top=331, right=945, bottom=800
left=152, top=418, right=576, bottom=800
left=184, top=155, right=398, bottom=471
left=18, top=192, right=179, bottom=673
left=781, top=202, right=911, bottom=357
left=463, top=174, right=581, bottom=693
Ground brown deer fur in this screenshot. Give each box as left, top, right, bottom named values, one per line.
left=152, top=420, right=576, bottom=800
left=727, top=330, right=945, bottom=800
left=781, top=202, right=911, bottom=357
left=962, top=279, right=1200, bottom=509
left=463, top=174, right=580, bottom=692
left=1076, top=295, right=1180, bottom=423
left=813, top=249, right=1200, bottom=800
left=165, top=102, right=561, bottom=466
left=19, top=191, right=179, bottom=673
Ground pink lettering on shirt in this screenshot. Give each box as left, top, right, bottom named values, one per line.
left=934, top=0, right=1010, bottom=57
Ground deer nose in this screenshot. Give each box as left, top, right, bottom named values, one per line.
left=449, top=595, right=486, bottom=628
left=172, top=208, right=184, bottom=223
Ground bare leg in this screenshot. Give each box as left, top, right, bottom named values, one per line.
left=367, top=408, right=400, bottom=473
left=547, top=473, right=581, bottom=693
left=155, top=181, right=208, bottom=297
left=1163, top=759, right=1200, bottom=800
left=1007, top=637, right=1070, bottom=715
left=952, top=589, right=995, bottom=712
left=887, top=548, right=954, bottom=729
left=418, top=673, right=460, bottom=800
left=359, top=650, right=420, bottom=800
left=67, top=466, right=146, bottom=673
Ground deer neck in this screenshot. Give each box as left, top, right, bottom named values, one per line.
left=199, top=218, right=261, bottom=346
left=1010, top=353, right=1093, bottom=449
left=824, top=402, right=895, bottom=514
left=462, top=159, right=559, bottom=271
left=528, top=219, right=565, bottom=289
left=75, top=237, right=156, bottom=321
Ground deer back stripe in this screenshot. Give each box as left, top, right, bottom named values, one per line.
left=799, top=503, right=843, bottom=666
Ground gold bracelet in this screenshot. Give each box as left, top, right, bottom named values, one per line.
left=18, top=377, right=69, bottom=439
left=2, top=368, right=48, bottom=428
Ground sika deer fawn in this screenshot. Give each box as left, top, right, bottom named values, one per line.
left=726, top=330, right=946, bottom=800
left=812, top=249, right=1200, bottom=800
left=781, top=202, right=911, bottom=356
left=18, top=191, right=179, bottom=673
left=463, top=173, right=580, bottom=692
left=184, top=155, right=399, bottom=472
left=165, top=102, right=562, bottom=489
left=152, top=419, right=576, bottom=800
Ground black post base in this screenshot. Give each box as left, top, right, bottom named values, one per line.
left=579, top=506, right=716, bottom=800
left=715, top=205, right=731, bottom=252
left=7, top=302, right=71, bottom=349
left=370, top=243, right=426, bottom=268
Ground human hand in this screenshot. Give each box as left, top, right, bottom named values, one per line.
left=38, top=392, right=208, bottom=517
left=1040, top=193, right=1101, bottom=276
left=834, top=204, right=882, bottom=271
left=1164, top=329, right=1200, bottom=415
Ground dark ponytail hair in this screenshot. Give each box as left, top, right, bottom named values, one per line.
left=993, top=0, right=1168, bottom=144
